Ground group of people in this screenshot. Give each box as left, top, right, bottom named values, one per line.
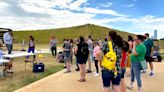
left=59, top=31, right=155, bottom=92
left=1, top=29, right=155, bottom=92
left=0, top=29, right=37, bottom=73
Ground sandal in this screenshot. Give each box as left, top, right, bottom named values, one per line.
left=78, top=79, right=86, bottom=82
left=86, top=70, right=92, bottom=73
left=64, top=70, right=71, bottom=73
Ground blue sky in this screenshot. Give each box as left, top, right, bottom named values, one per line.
left=0, top=0, right=164, bottom=38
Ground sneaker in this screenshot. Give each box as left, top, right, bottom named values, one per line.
left=149, top=72, right=154, bottom=76
left=75, top=68, right=80, bottom=71
left=63, top=66, right=66, bottom=69
left=141, top=70, right=147, bottom=73
left=137, top=88, right=141, bottom=92
left=64, top=70, right=71, bottom=73
left=94, top=73, right=99, bottom=77
left=127, top=85, right=134, bottom=90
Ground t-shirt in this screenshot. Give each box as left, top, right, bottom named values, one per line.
left=143, top=38, right=154, bottom=57
left=76, top=43, right=89, bottom=58
left=0, top=50, right=4, bottom=65
left=0, top=50, right=4, bottom=59
left=50, top=39, right=57, bottom=47
left=120, top=50, right=127, bottom=69
left=29, top=40, right=35, bottom=47
left=87, top=39, right=93, bottom=51
left=102, top=41, right=108, bottom=52
left=3, top=32, right=13, bottom=45
left=93, top=45, right=101, bottom=57
left=130, top=43, right=146, bottom=63
left=63, top=43, right=71, bottom=57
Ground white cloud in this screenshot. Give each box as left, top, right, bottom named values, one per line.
left=100, top=15, right=164, bottom=39
left=83, top=8, right=127, bottom=17
left=69, top=0, right=87, bottom=10
left=123, top=4, right=135, bottom=8
left=0, top=0, right=94, bottom=30
left=0, top=2, right=9, bottom=8
left=0, top=0, right=127, bottom=30
left=100, top=2, right=113, bottom=8
left=0, top=0, right=163, bottom=39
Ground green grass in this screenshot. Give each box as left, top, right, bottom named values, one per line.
left=13, top=24, right=134, bottom=44
left=162, top=55, right=164, bottom=60
left=1, top=65, right=63, bottom=92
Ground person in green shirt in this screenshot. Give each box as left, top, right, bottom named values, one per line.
left=127, top=35, right=146, bottom=92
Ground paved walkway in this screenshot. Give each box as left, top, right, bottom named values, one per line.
left=14, top=62, right=164, bottom=92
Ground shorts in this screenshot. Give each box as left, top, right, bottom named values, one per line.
left=89, top=50, right=94, bottom=62
left=64, top=56, right=71, bottom=62
left=64, top=52, right=71, bottom=62
left=145, top=56, right=153, bottom=62
left=121, top=69, right=126, bottom=78
left=102, top=70, right=121, bottom=87
left=77, top=57, right=88, bottom=64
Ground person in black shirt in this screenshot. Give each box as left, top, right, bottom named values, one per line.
left=75, top=36, right=89, bottom=82
left=74, top=38, right=80, bottom=71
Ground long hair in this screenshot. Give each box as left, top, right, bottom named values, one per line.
left=128, top=36, right=134, bottom=42
left=122, top=41, right=130, bottom=52
left=136, top=35, right=145, bottom=42
left=79, top=36, right=85, bottom=44
left=29, top=35, right=34, bottom=41
left=108, top=31, right=124, bottom=48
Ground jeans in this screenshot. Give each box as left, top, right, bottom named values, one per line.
left=26, top=47, right=35, bottom=59
left=94, top=57, right=99, bottom=73
left=89, top=50, right=94, bottom=62
left=51, top=47, right=57, bottom=57
left=131, top=61, right=142, bottom=88
left=6, top=44, right=13, bottom=54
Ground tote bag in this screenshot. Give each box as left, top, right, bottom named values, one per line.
left=139, top=60, right=148, bottom=70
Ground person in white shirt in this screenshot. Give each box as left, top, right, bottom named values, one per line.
left=86, top=35, right=93, bottom=73
left=26, top=35, right=36, bottom=61
left=49, top=35, right=58, bottom=57
left=3, top=29, right=13, bottom=54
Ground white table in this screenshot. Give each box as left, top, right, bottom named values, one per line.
left=3, top=53, right=35, bottom=58
left=0, top=59, right=10, bottom=78
left=0, top=59, right=9, bottom=63
left=3, top=53, right=36, bottom=71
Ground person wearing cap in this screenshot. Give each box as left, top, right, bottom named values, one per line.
left=3, top=29, right=13, bottom=54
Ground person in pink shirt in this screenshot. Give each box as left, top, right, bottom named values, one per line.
left=93, top=41, right=101, bottom=76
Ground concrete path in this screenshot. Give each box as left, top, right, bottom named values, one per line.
left=14, top=62, right=164, bottom=92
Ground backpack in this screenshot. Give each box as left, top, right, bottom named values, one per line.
left=80, top=43, right=89, bottom=57
left=101, top=41, right=117, bottom=76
